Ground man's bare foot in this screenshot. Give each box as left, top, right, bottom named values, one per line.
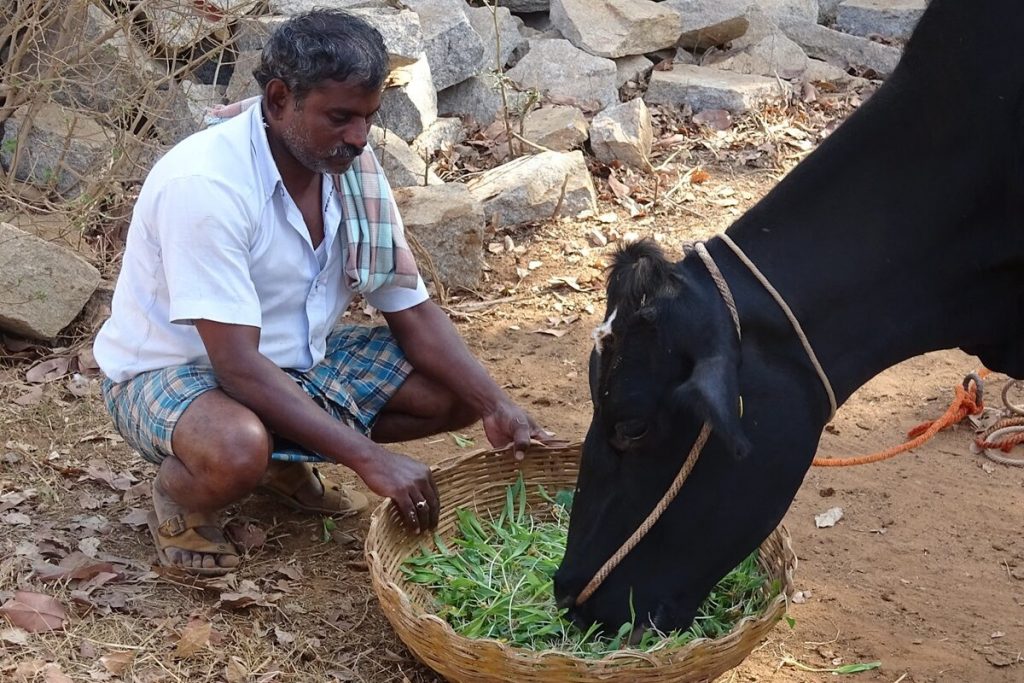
left=261, top=461, right=368, bottom=515
left=151, top=476, right=240, bottom=572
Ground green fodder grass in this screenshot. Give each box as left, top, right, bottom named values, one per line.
left=403, top=476, right=779, bottom=658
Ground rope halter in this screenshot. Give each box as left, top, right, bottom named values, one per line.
left=575, top=235, right=835, bottom=607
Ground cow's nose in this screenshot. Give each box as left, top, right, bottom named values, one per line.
left=556, top=592, right=577, bottom=611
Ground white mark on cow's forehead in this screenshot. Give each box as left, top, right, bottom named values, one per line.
left=592, top=307, right=618, bottom=355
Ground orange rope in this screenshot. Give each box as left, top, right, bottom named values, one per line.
left=811, top=370, right=988, bottom=467
left=975, top=417, right=1024, bottom=452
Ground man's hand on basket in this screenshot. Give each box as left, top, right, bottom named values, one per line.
left=357, top=447, right=439, bottom=534
left=481, top=399, right=556, bottom=462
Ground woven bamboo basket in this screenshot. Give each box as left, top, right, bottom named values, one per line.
left=365, top=442, right=797, bottom=683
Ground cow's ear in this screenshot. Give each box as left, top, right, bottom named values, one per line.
left=671, top=354, right=750, bottom=459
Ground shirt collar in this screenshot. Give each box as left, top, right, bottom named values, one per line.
left=249, top=98, right=285, bottom=200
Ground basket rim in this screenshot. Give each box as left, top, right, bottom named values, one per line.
left=365, top=442, right=798, bottom=670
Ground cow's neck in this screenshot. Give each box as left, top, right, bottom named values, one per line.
left=718, top=59, right=1024, bottom=412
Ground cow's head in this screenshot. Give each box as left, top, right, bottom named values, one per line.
left=554, top=239, right=790, bottom=634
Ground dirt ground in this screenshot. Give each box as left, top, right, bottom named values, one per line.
left=3, top=95, right=1024, bottom=682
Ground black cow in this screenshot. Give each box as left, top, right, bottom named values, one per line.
left=553, top=0, right=1024, bottom=634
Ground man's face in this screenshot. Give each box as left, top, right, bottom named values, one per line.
left=279, top=77, right=381, bottom=175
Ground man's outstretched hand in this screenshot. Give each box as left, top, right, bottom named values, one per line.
left=356, top=447, right=439, bottom=534
left=481, top=400, right=557, bottom=461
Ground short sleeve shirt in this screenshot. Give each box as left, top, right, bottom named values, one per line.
left=94, top=103, right=428, bottom=383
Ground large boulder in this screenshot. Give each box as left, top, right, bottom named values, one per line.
left=711, top=9, right=809, bottom=79
left=402, top=0, right=487, bottom=91
left=661, top=0, right=751, bottom=50
left=437, top=73, right=530, bottom=127
left=463, top=4, right=525, bottom=70
left=379, top=54, right=438, bottom=142
left=549, top=0, right=682, bottom=59
left=0, top=222, right=101, bottom=340
left=1, top=104, right=112, bottom=199
left=369, top=127, right=442, bottom=187
left=645, top=64, right=791, bottom=113
left=466, top=150, right=597, bottom=228
left=835, top=0, right=926, bottom=42
left=392, top=184, right=486, bottom=290
left=496, top=0, right=549, bottom=10
left=352, top=7, right=425, bottom=70
left=522, top=106, right=589, bottom=152
left=590, top=98, right=652, bottom=169
left=505, top=39, right=618, bottom=111
left=785, top=21, right=902, bottom=76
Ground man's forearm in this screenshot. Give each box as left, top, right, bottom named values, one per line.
left=385, top=301, right=508, bottom=416
left=213, top=352, right=380, bottom=470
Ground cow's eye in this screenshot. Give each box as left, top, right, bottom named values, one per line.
left=615, top=419, right=648, bottom=443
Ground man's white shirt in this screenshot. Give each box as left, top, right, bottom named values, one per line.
left=94, top=103, right=428, bottom=383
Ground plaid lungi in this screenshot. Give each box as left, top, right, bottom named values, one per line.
left=101, top=325, right=411, bottom=465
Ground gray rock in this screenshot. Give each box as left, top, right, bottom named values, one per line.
left=549, top=0, right=683, bottom=59
left=230, top=16, right=288, bottom=51
left=351, top=7, right=425, bottom=70
left=0, top=222, right=101, bottom=340
left=756, top=0, right=820, bottom=28
left=802, top=57, right=868, bottom=87
left=661, top=0, right=750, bottom=50
left=505, top=39, right=618, bottom=111
left=269, top=0, right=388, bottom=13
left=226, top=50, right=262, bottom=104
left=615, top=55, right=655, bottom=88
left=437, top=72, right=529, bottom=127
left=181, top=81, right=226, bottom=130
left=712, top=9, right=808, bottom=79
left=378, top=54, right=438, bottom=142
left=464, top=4, right=525, bottom=70
left=836, top=0, right=926, bottom=41
left=33, top=4, right=166, bottom=116
left=785, top=21, right=901, bottom=76
left=411, top=117, right=467, bottom=157
left=497, top=0, right=550, bottom=11
left=392, top=184, right=486, bottom=289
left=590, top=98, right=652, bottom=169
left=818, top=0, right=844, bottom=23
left=466, top=150, right=597, bottom=228
left=142, top=0, right=235, bottom=53
left=402, top=0, right=487, bottom=91
left=1, top=104, right=112, bottom=199
left=522, top=106, right=589, bottom=152
left=645, top=64, right=790, bottom=113
left=369, top=127, right=442, bottom=187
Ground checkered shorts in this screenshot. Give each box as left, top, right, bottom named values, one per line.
left=101, top=325, right=411, bottom=465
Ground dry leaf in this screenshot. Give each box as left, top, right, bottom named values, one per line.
left=42, top=663, right=73, bottom=683
left=226, top=521, right=267, bottom=552
left=0, top=591, right=67, bottom=632
left=119, top=509, right=150, bottom=529
left=534, top=329, right=568, bottom=338
left=689, top=168, right=710, bottom=184
left=693, top=109, right=732, bottom=131
left=224, top=657, right=249, bottom=683
left=607, top=172, right=632, bottom=199
left=176, top=619, right=212, bottom=658
left=0, top=626, right=29, bottom=645
left=13, top=385, right=43, bottom=406
left=37, top=553, right=116, bottom=583
left=274, top=626, right=295, bottom=645
left=99, top=651, right=134, bottom=675
left=3, top=512, right=31, bottom=526
left=25, top=357, right=71, bottom=384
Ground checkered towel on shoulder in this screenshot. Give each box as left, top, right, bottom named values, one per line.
left=205, top=96, right=420, bottom=294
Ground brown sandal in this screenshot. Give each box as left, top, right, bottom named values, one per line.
left=146, top=511, right=240, bottom=576
left=259, top=464, right=369, bottom=516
